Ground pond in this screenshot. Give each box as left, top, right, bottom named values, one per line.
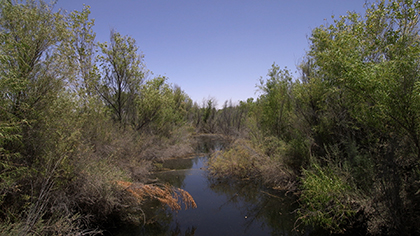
left=111, top=136, right=306, bottom=236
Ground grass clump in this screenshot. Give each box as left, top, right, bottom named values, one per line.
left=207, top=138, right=297, bottom=190
left=208, top=139, right=263, bottom=180
left=298, top=162, right=360, bottom=233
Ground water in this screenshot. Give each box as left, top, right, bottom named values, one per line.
left=111, top=136, right=302, bottom=236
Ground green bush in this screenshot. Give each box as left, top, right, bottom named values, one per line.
left=299, top=162, right=358, bottom=233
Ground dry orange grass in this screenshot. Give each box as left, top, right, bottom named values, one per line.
left=115, top=181, right=197, bottom=211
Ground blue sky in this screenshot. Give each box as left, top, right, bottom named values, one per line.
left=55, top=0, right=367, bottom=107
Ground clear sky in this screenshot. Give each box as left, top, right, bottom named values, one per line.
left=54, top=0, right=367, bottom=107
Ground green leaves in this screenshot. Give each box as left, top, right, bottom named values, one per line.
left=300, top=162, right=356, bottom=233
left=257, top=64, right=294, bottom=139
left=97, top=30, right=146, bottom=126
left=67, top=5, right=98, bottom=95
left=296, top=0, right=420, bottom=233
left=309, top=0, right=420, bottom=136
left=136, top=77, right=190, bottom=135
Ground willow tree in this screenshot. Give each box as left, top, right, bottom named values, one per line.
left=257, top=64, right=294, bottom=140
left=0, top=0, right=69, bottom=178
left=300, top=0, right=420, bottom=234
left=0, top=0, right=86, bottom=234
left=0, top=0, right=68, bottom=120
left=97, top=30, right=146, bottom=127
left=68, top=5, right=98, bottom=96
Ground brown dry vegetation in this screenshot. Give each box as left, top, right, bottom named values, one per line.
left=208, top=138, right=296, bottom=191
left=115, top=181, right=197, bottom=211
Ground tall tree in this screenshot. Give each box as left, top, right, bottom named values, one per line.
left=136, top=76, right=170, bottom=132
left=0, top=0, right=68, bottom=120
left=68, top=5, right=98, bottom=97
left=97, top=30, right=146, bottom=126
left=0, top=1, right=83, bottom=233
left=257, top=64, right=294, bottom=140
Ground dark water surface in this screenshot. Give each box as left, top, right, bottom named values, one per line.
left=112, top=136, right=303, bottom=236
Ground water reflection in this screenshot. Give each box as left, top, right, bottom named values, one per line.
left=207, top=179, right=300, bottom=236
left=192, top=134, right=227, bottom=153
left=112, top=155, right=302, bottom=236
left=110, top=136, right=303, bottom=236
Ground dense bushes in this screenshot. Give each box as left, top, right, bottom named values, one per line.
left=297, top=1, right=420, bottom=234
left=0, top=1, right=196, bottom=234
left=207, top=0, right=420, bottom=234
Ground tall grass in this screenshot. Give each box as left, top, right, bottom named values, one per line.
left=208, top=139, right=263, bottom=180
left=207, top=138, right=297, bottom=190
left=298, top=162, right=359, bottom=233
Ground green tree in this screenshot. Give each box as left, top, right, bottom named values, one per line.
left=0, top=0, right=67, bottom=120
left=200, top=98, right=218, bottom=133
left=68, top=5, right=98, bottom=96
left=136, top=77, right=190, bottom=135
left=257, top=64, right=295, bottom=140
left=0, top=0, right=69, bottom=173
left=300, top=0, right=420, bottom=234
left=97, top=30, right=146, bottom=127
left=217, top=100, right=248, bottom=136
left=0, top=0, right=84, bottom=233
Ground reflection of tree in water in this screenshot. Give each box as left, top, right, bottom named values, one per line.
left=155, top=156, right=205, bottom=188
left=141, top=205, right=198, bottom=236
left=162, top=157, right=195, bottom=170
left=192, top=135, right=227, bottom=153
left=208, top=178, right=300, bottom=236
left=153, top=157, right=196, bottom=188
left=108, top=199, right=173, bottom=236
left=170, top=222, right=197, bottom=236
left=155, top=168, right=190, bottom=188
left=130, top=156, right=201, bottom=235
left=246, top=192, right=301, bottom=236
left=115, top=199, right=197, bottom=236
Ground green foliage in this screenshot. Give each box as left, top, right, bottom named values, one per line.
left=0, top=52, right=27, bottom=206
left=257, top=64, right=294, bottom=140
left=68, top=5, right=98, bottom=96
left=216, top=100, right=249, bottom=137
left=309, top=0, right=420, bottom=151
left=295, top=0, right=420, bottom=234
left=0, top=1, right=196, bottom=234
left=136, top=77, right=189, bottom=135
left=4, top=0, right=420, bottom=234
left=255, top=65, right=310, bottom=173
left=0, top=1, right=70, bottom=225
left=205, top=1, right=420, bottom=234
left=200, top=98, right=218, bottom=133
left=299, top=162, right=357, bottom=233
left=97, top=30, right=146, bottom=126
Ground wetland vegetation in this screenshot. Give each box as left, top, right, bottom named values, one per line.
left=1, top=0, right=420, bottom=235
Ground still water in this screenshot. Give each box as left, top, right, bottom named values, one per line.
left=112, top=137, right=302, bottom=236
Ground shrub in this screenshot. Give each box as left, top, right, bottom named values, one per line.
left=298, top=162, right=360, bottom=233
left=208, top=139, right=263, bottom=180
